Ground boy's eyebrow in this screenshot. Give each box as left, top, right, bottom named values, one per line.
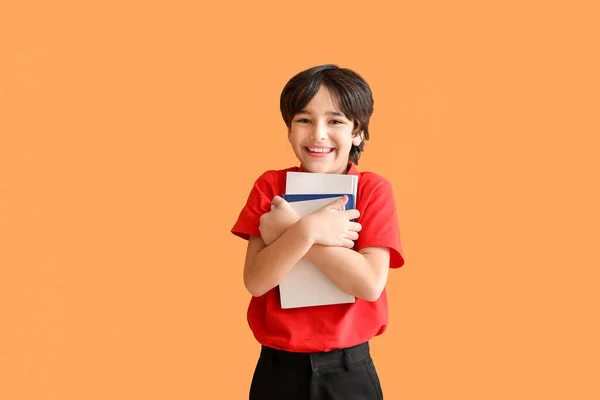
left=297, top=110, right=346, bottom=117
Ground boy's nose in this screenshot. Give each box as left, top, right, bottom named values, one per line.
left=312, top=123, right=328, bottom=140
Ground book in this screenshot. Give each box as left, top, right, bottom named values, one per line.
left=278, top=172, right=359, bottom=309
left=285, top=171, right=358, bottom=197
left=282, top=193, right=355, bottom=215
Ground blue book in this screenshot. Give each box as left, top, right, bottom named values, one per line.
left=282, top=193, right=355, bottom=213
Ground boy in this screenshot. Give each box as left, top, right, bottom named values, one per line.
left=232, top=64, right=404, bottom=399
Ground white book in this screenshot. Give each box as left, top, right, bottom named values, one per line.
left=279, top=172, right=358, bottom=309
left=285, top=171, right=358, bottom=196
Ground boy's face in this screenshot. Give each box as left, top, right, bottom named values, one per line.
left=288, top=85, right=363, bottom=174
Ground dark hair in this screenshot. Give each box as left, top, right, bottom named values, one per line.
left=280, top=64, right=374, bottom=165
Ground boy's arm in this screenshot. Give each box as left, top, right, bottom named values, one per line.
left=243, top=221, right=314, bottom=297
left=304, top=246, right=390, bottom=302
left=243, top=196, right=360, bottom=297
left=305, top=179, right=400, bottom=301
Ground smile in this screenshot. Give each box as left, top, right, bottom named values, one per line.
left=306, top=147, right=334, bottom=154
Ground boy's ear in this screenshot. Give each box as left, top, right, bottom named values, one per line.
left=352, top=131, right=364, bottom=146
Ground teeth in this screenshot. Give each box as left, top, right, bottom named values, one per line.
left=308, top=147, right=332, bottom=153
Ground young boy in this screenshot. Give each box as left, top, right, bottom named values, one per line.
left=231, top=64, right=404, bottom=399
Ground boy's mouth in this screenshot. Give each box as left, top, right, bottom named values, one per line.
left=305, top=146, right=335, bottom=155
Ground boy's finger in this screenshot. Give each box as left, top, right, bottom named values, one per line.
left=271, top=196, right=285, bottom=208
left=345, top=209, right=360, bottom=220
left=327, top=195, right=348, bottom=210
left=341, top=238, right=355, bottom=249
left=349, top=222, right=362, bottom=232
left=346, top=231, right=359, bottom=241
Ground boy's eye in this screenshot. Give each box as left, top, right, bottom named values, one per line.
left=330, top=120, right=344, bottom=124
left=295, top=118, right=311, bottom=123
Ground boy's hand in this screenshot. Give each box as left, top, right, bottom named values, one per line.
left=259, top=196, right=300, bottom=246
left=302, top=195, right=362, bottom=248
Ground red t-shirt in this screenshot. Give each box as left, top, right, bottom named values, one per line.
left=231, top=162, right=404, bottom=352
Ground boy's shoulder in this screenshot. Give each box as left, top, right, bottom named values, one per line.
left=253, top=166, right=299, bottom=182
left=358, top=170, right=392, bottom=188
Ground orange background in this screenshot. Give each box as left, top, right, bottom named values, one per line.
left=1, top=1, right=599, bottom=399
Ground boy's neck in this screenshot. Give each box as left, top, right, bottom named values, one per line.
left=298, top=162, right=357, bottom=175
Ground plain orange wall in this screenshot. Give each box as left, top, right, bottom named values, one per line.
left=1, top=1, right=599, bottom=399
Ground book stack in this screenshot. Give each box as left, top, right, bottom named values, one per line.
left=279, top=171, right=359, bottom=309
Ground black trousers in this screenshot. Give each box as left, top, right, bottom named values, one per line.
left=249, top=342, right=384, bottom=400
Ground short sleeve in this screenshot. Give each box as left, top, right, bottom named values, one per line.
left=231, top=171, right=275, bottom=240
left=355, top=180, right=405, bottom=269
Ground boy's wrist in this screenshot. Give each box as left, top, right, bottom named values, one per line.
left=294, top=216, right=316, bottom=246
